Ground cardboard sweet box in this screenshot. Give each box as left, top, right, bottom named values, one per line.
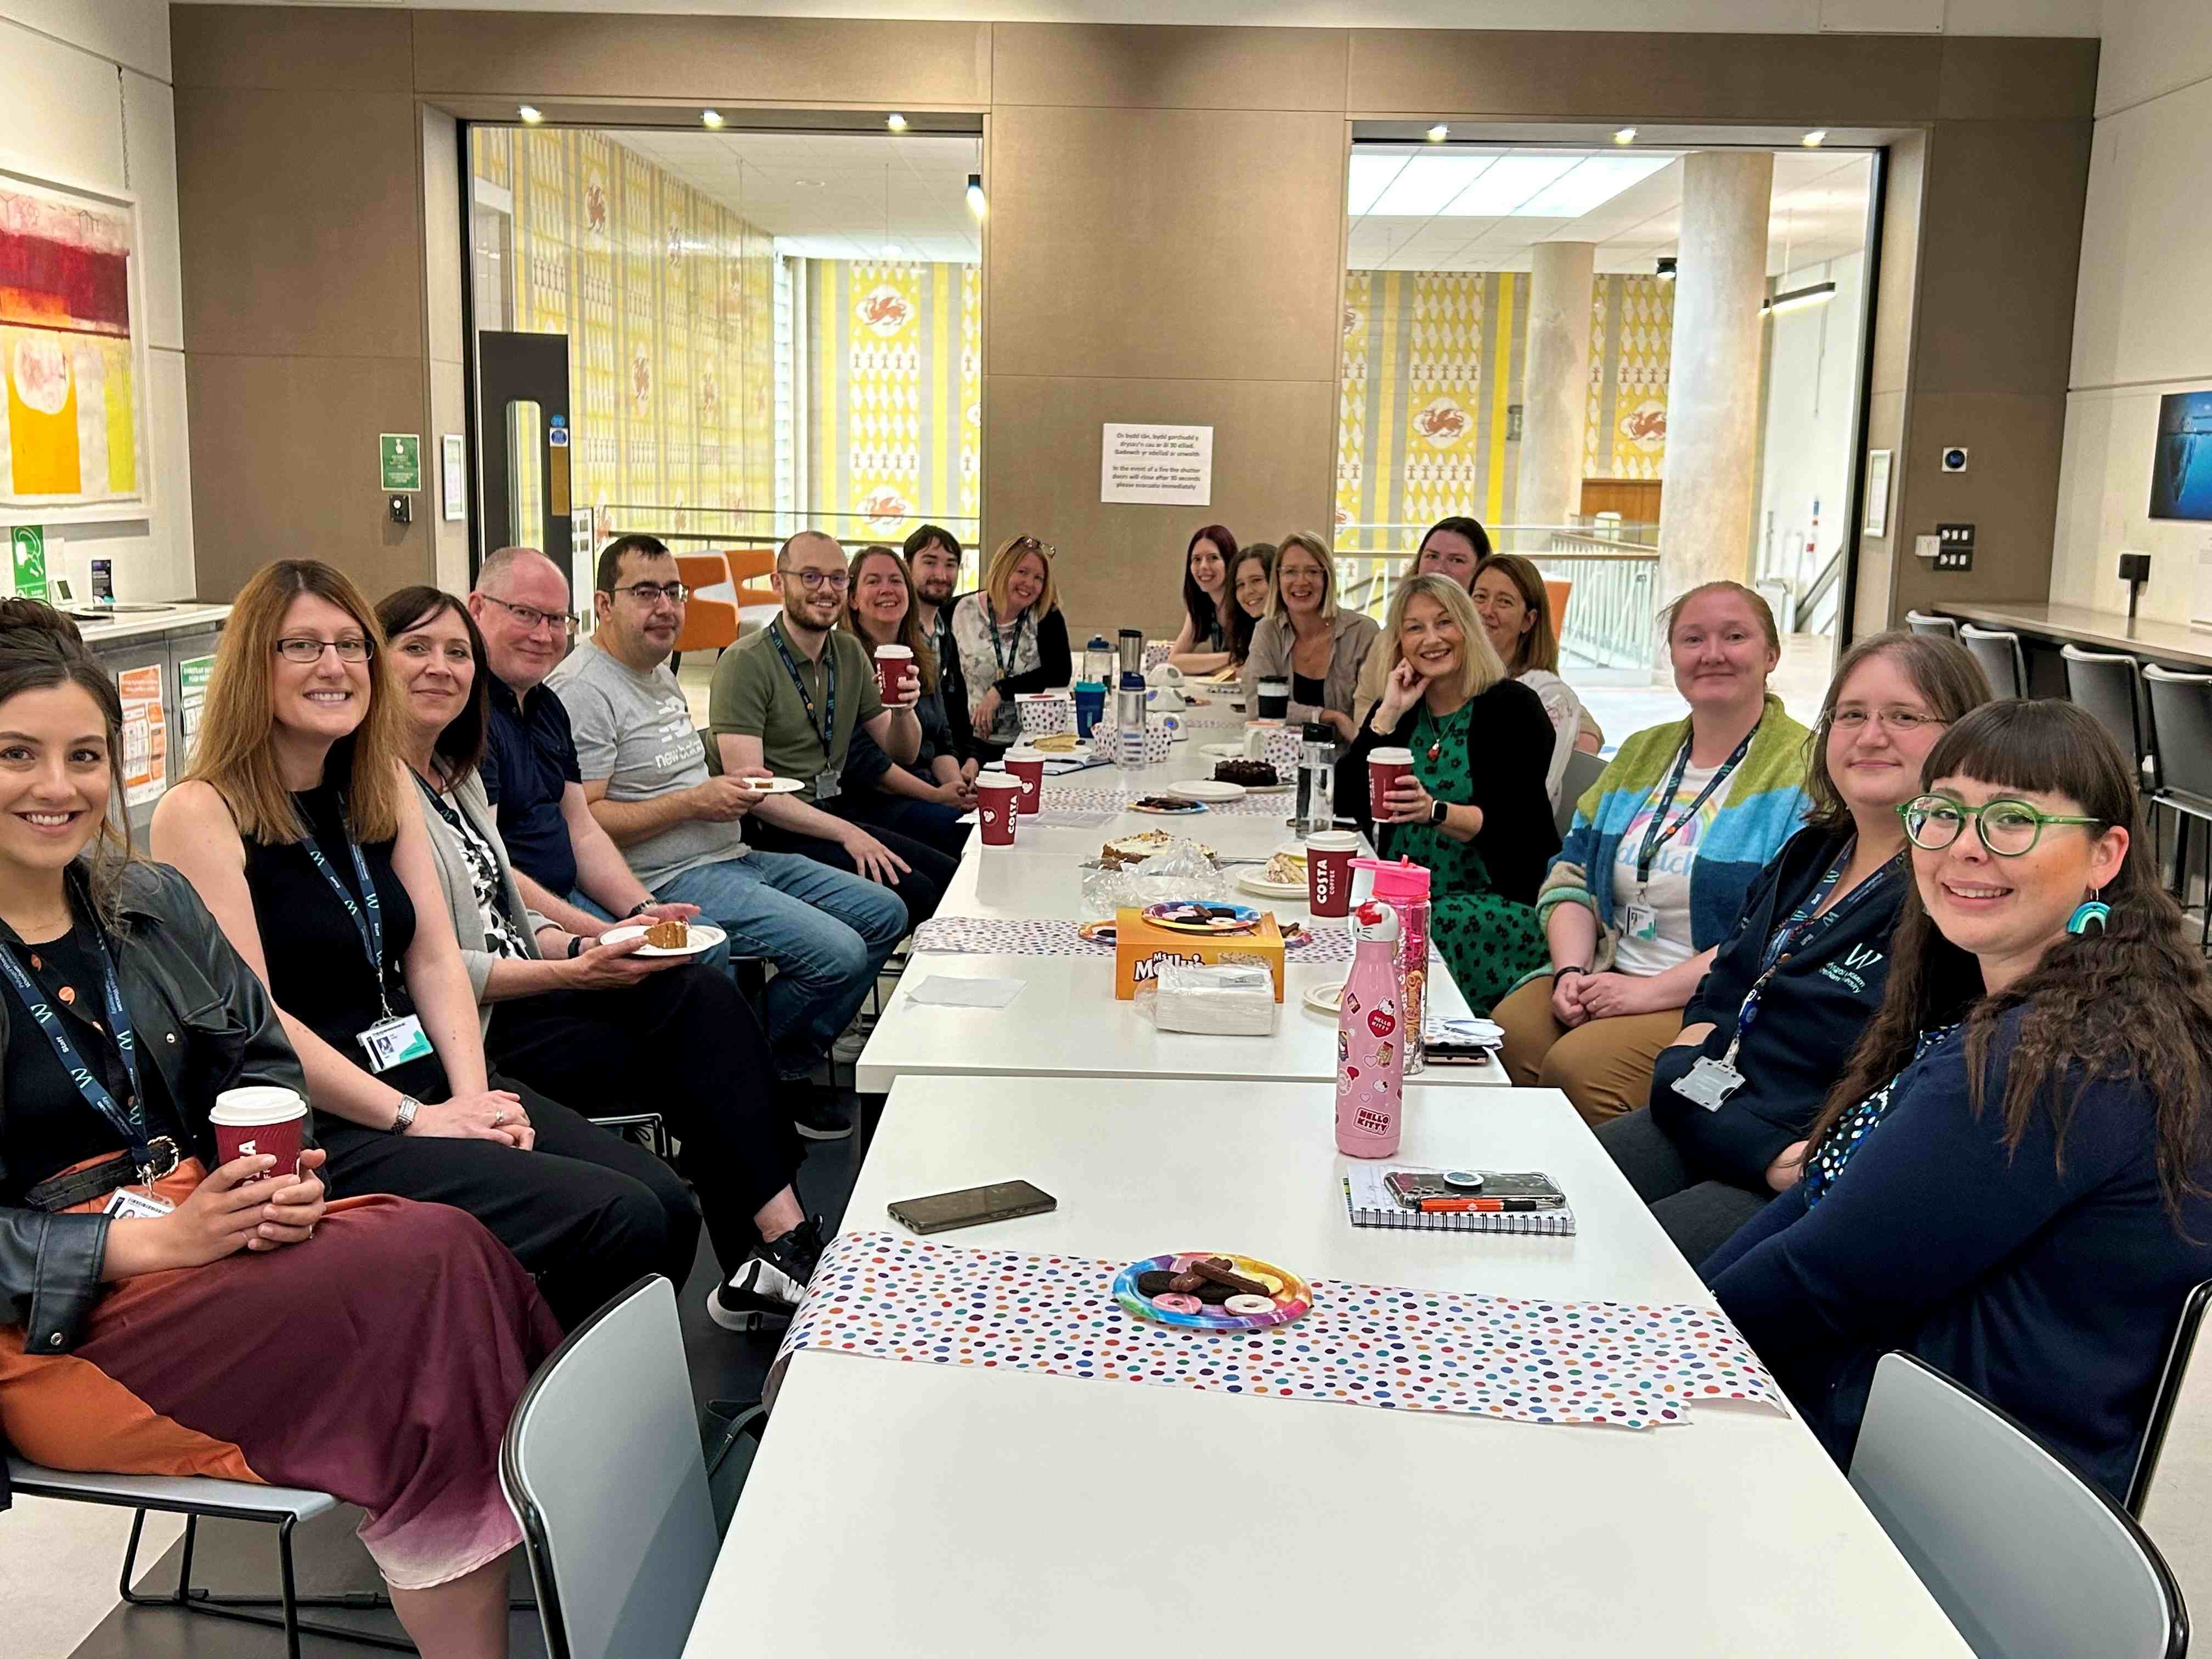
left=1111, top=905, right=1285, bottom=1002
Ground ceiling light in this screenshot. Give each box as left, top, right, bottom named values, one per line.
left=966, top=173, right=988, bottom=218
left=1656, top=256, right=1677, bottom=282
left=886, top=112, right=909, bottom=133
left=1762, top=280, right=1838, bottom=317
left=517, top=105, right=544, bottom=125
left=1802, top=129, right=1828, bottom=148
left=701, top=109, right=724, bottom=130
left=1426, top=123, right=1449, bottom=143
left=1613, top=127, right=1637, bottom=145
left=883, top=242, right=902, bottom=258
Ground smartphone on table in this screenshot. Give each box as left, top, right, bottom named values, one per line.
left=888, top=1180, right=1058, bottom=1235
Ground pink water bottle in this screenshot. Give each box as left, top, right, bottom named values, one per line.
left=1335, top=900, right=1407, bottom=1158
left=1353, top=856, right=1432, bottom=1075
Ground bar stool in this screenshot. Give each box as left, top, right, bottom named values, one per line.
left=1905, top=611, right=1959, bottom=639
left=2061, top=644, right=2148, bottom=787
left=2144, top=663, right=2212, bottom=951
left=1959, top=623, right=2028, bottom=699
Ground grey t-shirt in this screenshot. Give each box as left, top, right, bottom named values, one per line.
left=546, top=640, right=747, bottom=890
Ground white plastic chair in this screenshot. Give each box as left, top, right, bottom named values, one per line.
left=1555, top=747, right=1607, bottom=839
left=1850, top=1351, right=2187, bottom=1659
left=501, top=1274, right=718, bottom=1659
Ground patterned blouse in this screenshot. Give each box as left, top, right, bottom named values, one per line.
left=1802, top=1023, right=1962, bottom=1205
left=421, top=787, right=532, bottom=960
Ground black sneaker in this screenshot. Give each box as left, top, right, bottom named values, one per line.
left=707, top=1217, right=826, bottom=1332
left=786, top=1084, right=853, bottom=1142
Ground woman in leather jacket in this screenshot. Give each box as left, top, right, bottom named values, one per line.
left=0, top=602, right=555, bottom=1657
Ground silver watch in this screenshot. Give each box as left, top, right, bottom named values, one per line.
left=391, top=1096, right=421, bottom=1135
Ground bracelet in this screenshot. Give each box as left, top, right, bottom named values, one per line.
left=568, top=935, right=585, bottom=960
left=625, top=900, right=656, bottom=918
left=1553, top=963, right=1592, bottom=980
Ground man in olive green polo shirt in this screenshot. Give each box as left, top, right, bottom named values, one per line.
left=711, top=530, right=956, bottom=929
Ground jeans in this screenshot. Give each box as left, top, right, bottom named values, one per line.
left=744, top=816, right=956, bottom=933
left=652, top=851, right=906, bottom=1081
left=567, top=887, right=733, bottom=974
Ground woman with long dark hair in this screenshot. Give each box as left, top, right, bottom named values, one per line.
left=1223, top=542, right=1275, bottom=677
left=837, top=544, right=975, bottom=849
left=1708, top=700, right=2212, bottom=1499
left=1168, top=524, right=1239, bottom=675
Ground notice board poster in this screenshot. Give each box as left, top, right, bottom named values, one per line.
left=178, top=653, right=215, bottom=748
left=1100, top=424, right=1214, bottom=506
left=116, top=663, right=166, bottom=808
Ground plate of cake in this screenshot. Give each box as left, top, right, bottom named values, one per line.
left=1211, top=759, right=1292, bottom=792
left=1097, top=830, right=1218, bottom=869
left=1113, top=1252, right=1312, bottom=1331
left=599, top=918, right=729, bottom=959
left=1236, top=846, right=1309, bottom=898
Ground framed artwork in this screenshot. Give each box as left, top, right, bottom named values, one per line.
left=1863, top=449, right=1893, bottom=538
left=0, top=164, right=151, bottom=522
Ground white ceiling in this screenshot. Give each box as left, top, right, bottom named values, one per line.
left=612, top=131, right=984, bottom=263
left=1345, top=147, right=1875, bottom=275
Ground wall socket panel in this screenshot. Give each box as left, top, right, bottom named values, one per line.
left=1934, top=522, right=1976, bottom=572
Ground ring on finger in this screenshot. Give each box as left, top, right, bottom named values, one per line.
left=491, top=1109, right=507, bottom=1126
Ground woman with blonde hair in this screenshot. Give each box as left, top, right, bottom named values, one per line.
left=950, top=534, right=1071, bottom=757
left=839, top=543, right=974, bottom=851
left=151, top=560, right=695, bottom=1330
left=1335, top=575, right=1559, bottom=1012
left=1472, top=553, right=1604, bottom=798
left=1242, top=531, right=1381, bottom=740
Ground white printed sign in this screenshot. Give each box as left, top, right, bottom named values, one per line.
left=1101, top=424, right=1213, bottom=506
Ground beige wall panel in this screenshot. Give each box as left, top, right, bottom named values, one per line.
left=1850, top=388, right=1908, bottom=639
left=1936, top=36, right=2100, bottom=120
left=987, top=106, right=1345, bottom=384
left=992, top=23, right=1348, bottom=111
left=1344, top=30, right=1940, bottom=121
left=407, top=12, right=990, bottom=105
left=983, top=375, right=1336, bottom=642
left=185, top=354, right=433, bottom=602
left=1868, top=130, right=1926, bottom=400
left=1890, top=390, right=2066, bottom=616
left=1910, top=119, right=2091, bottom=397
left=176, top=87, right=425, bottom=361
left=171, top=3, right=412, bottom=92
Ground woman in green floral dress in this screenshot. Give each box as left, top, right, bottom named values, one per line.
left=1336, top=575, right=1560, bottom=1013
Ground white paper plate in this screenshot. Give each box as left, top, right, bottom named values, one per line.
left=736, top=776, right=805, bottom=795
left=1167, top=778, right=1246, bottom=802
left=1199, top=741, right=1244, bottom=761
left=1237, top=872, right=1308, bottom=899
left=600, top=920, right=729, bottom=960
left=1302, top=979, right=1346, bottom=1015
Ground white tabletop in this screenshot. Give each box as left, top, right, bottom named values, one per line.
left=690, top=1077, right=1968, bottom=1658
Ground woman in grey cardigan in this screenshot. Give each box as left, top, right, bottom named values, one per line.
left=376, top=587, right=822, bottom=1332
left=1240, top=531, right=1382, bottom=740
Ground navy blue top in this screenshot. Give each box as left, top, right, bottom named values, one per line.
left=1707, top=1012, right=2212, bottom=1499
left=479, top=674, right=583, bottom=897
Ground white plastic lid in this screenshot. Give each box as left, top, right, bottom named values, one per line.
left=874, top=642, right=913, bottom=659
left=209, top=1086, right=307, bottom=1126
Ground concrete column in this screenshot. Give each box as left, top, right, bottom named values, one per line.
left=1515, top=240, right=1596, bottom=531
left=1657, top=150, right=1773, bottom=605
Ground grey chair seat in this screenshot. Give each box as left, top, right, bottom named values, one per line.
left=6, top=1456, right=335, bottom=1520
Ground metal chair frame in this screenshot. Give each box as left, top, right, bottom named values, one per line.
left=1905, top=610, right=1960, bottom=639
left=2128, top=1279, right=2212, bottom=1518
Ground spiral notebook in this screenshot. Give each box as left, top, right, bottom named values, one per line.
left=1341, top=1164, right=1577, bottom=1235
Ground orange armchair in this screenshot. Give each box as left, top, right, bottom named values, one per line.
left=673, top=554, right=738, bottom=665
left=1545, top=578, right=1572, bottom=635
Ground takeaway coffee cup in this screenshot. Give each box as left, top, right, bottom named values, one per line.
left=1368, top=747, right=1417, bottom=821
left=1304, top=830, right=1359, bottom=918
left=873, top=642, right=915, bottom=701
left=1256, top=678, right=1291, bottom=720
left=975, top=770, right=1021, bottom=845
left=210, top=1086, right=308, bottom=1180
left=1002, top=746, right=1046, bottom=813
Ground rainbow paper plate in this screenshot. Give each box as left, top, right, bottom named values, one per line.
left=1113, top=1252, right=1313, bottom=1331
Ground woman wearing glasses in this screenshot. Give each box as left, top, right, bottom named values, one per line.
left=1708, top=701, right=2212, bottom=1500
left=1242, top=532, right=1380, bottom=741
left=951, top=535, right=1071, bottom=757
left=151, top=561, right=697, bottom=1331
left=1596, top=634, right=1991, bottom=1261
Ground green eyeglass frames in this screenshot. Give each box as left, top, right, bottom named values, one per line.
left=1898, top=794, right=2103, bottom=857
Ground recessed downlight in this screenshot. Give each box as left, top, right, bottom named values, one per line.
left=518, top=105, right=544, bottom=125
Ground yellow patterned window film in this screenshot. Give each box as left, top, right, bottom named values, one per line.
left=1336, top=270, right=1672, bottom=548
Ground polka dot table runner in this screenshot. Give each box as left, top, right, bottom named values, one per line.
left=1041, top=786, right=1296, bottom=819
left=781, top=1232, right=1784, bottom=1430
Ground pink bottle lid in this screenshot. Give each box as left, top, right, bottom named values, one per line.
left=1352, top=855, right=1432, bottom=900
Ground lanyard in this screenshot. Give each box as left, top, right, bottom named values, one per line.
left=0, top=898, right=155, bottom=1175
left=301, top=834, right=397, bottom=1018
left=768, top=617, right=838, bottom=759
left=1634, top=722, right=1759, bottom=885
left=1722, top=846, right=1900, bottom=1064
left=983, top=597, right=1029, bottom=682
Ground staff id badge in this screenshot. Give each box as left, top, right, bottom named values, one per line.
left=358, top=1014, right=433, bottom=1074
left=1672, top=1055, right=1745, bottom=1111
left=104, top=1187, right=174, bottom=1219
left=813, top=766, right=841, bottom=804
left=1623, top=902, right=1658, bottom=939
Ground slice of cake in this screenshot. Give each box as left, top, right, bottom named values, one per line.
left=642, top=917, right=690, bottom=949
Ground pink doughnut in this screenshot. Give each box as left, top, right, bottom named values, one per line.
left=1153, top=1293, right=1204, bottom=1315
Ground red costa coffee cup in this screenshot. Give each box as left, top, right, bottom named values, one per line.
left=1304, top=830, right=1359, bottom=919
left=209, top=1086, right=308, bottom=1181
left=1368, top=747, right=1416, bottom=822
left=873, top=642, right=916, bottom=702
left=1002, top=746, right=1046, bottom=814
left=975, top=770, right=1021, bottom=846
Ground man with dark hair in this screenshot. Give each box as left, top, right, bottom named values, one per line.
left=903, top=522, right=975, bottom=761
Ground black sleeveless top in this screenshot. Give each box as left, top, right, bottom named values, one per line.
left=241, top=782, right=446, bottom=1101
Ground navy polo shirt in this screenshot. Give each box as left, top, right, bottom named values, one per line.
left=480, top=674, right=583, bottom=896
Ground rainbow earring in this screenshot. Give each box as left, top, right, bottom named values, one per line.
left=2067, top=890, right=2110, bottom=935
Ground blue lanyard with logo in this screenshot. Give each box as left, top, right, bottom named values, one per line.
left=301, top=835, right=397, bottom=1015
left=768, top=617, right=844, bottom=801
left=982, top=597, right=1029, bottom=682
left=1730, top=846, right=1900, bottom=1054
left=1634, top=721, right=1759, bottom=886
left=0, top=896, right=160, bottom=1178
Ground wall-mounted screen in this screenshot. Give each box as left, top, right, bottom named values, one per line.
left=2150, top=390, right=2212, bottom=521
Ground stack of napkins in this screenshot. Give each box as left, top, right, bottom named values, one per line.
left=1150, top=961, right=1278, bottom=1036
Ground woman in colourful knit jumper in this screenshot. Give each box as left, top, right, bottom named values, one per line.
left=1493, top=582, right=1812, bottom=1125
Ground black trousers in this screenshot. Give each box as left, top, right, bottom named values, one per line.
left=1593, top=1107, right=1773, bottom=1269
left=319, top=1075, right=699, bottom=1330
left=486, top=966, right=799, bottom=1278
left=744, top=813, right=955, bottom=931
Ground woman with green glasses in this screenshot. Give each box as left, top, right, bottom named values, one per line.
left=1707, top=699, right=2212, bottom=1500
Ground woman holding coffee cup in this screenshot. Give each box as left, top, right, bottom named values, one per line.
left=1167, top=524, right=1239, bottom=676
left=951, top=534, right=1073, bottom=759
left=154, top=561, right=698, bottom=1332
left=0, top=601, right=559, bottom=1654
left=1242, top=532, right=1380, bottom=741
left=1336, top=576, right=1559, bottom=1013
left=1492, top=581, right=1813, bottom=1126
left=835, top=544, right=975, bottom=856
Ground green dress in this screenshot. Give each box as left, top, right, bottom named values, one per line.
left=1384, top=701, right=1549, bottom=1017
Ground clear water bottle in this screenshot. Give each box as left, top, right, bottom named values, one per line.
left=1115, top=672, right=1148, bottom=769
left=1295, top=722, right=1336, bottom=834
left=1084, top=634, right=1115, bottom=685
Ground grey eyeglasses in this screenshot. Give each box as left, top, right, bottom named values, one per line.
left=274, top=636, right=373, bottom=664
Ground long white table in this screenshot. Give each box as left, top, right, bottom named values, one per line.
left=689, top=1077, right=1969, bottom=1658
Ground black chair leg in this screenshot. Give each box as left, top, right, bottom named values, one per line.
left=278, top=1516, right=304, bottom=1659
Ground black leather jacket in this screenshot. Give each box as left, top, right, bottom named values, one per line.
left=0, top=859, right=306, bottom=1510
